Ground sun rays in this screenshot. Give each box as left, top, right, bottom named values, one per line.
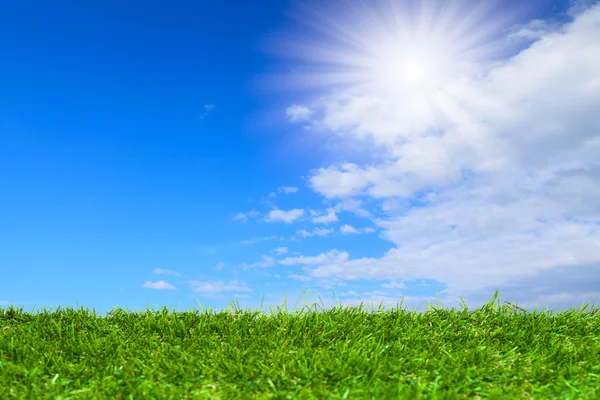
left=268, top=0, right=524, bottom=134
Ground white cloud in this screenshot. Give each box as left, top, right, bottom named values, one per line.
left=288, top=274, right=312, bottom=282
left=340, top=224, right=375, bottom=234
left=239, top=255, right=276, bottom=269
left=266, top=208, right=305, bottom=223
left=332, top=198, right=371, bottom=217
left=278, top=3, right=600, bottom=310
left=240, top=235, right=282, bottom=245
left=279, top=186, right=299, bottom=194
left=339, top=224, right=358, bottom=234
left=153, top=268, right=183, bottom=277
left=278, top=250, right=349, bottom=266
left=296, top=227, right=334, bottom=238
left=381, top=281, right=408, bottom=290
left=142, top=280, right=177, bottom=291
left=286, top=104, right=312, bottom=122
left=233, top=210, right=261, bottom=222
left=274, top=247, right=289, bottom=255
left=311, top=209, right=339, bottom=224
left=189, top=279, right=251, bottom=295
left=215, top=262, right=225, bottom=271
left=199, top=104, right=214, bottom=119
left=507, top=19, right=559, bottom=42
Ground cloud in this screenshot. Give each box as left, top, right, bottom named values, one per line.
left=153, top=268, right=183, bottom=277
left=142, top=280, right=177, bottom=291
left=274, top=247, right=289, bottom=255
left=286, top=104, right=312, bottom=122
left=278, top=250, right=349, bottom=266
left=332, top=198, right=371, bottom=217
left=381, top=280, right=408, bottom=290
left=233, top=210, right=261, bottom=222
left=189, top=279, right=251, bottom=295
left=264, top=186, right=299, bottom=201
left=296, top=227, right=334, bottom=238
left=199, top=104, right=215, bottom=119
left=311, top=209, right=339, bottom=224
left=288, top=274, right=312, bottom=282
left=239, top=255, right=276, bottom=269
left=215, top=262, right=225, bottom=271
left=507, top=19, right=559, bottom=42
left=277, top=3, right=600, bottom=311
left=279, top=186, right=299, bottom=194
left=339, top=224, right=358, bottom=234
left=339, top=224, right=375, bottom=234
left=240, top=235, right=282, bottom=245
left=266, top=208, right=305, bottom=223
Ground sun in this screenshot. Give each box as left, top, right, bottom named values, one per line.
left=268, top=0, right=520, bottom=130
left=372, top=38, right=450, bottom=91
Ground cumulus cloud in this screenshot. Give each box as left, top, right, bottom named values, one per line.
left=286, top=104, right=312, bottom=122
left=282, top=4, right=600, bottom=311
left=311, top=209, right=339, bottom=224
left=142, top=280, right=177, bottom=291
left=266, top=208, right=305, bottom=223
left=339, top=224, right=358, bottom=234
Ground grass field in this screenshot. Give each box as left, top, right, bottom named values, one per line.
left=1, top=291, right=599, bottom=399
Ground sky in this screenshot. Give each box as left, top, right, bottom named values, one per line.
left=1, top=0, right=599, bottom=316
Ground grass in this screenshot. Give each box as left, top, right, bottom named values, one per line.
left=1, top=290, right=599, bottom=399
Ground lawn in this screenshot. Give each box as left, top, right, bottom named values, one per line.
left=1, top=291, right=599, bottom=399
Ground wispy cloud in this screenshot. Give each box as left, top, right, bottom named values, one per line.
left=153, top=268, right=183, bottom=277
left=240, top=235, right=282, bottom=245
left=215, top=262, right=225, bottom=271
left=332, top=199, right=371, bottom=218
left=279, top=186, right=298, bottom=194
left=199, top=103, right=214, bottom=119
left=233, top=210, right=261, bottom=222
left=278, top=250, right=349, bottom=266
left=286, top=104, right=312, bottom=122
left=239, top=255, right=276, bottom=269
left=264, top=186, right=299, bottom=201
left=265, top=208, right=304, bottom=223
left=274, top=247, right=288, bottom=255
left=288, top=274, right=312, bottom=282
left=189, top=279, right=251, bottom=295
left=381, top=281, right=408, bottom=290
left=296, top=227, right=334, bottom=238
left=142, top=280, right=177, bottom=291
left=340, top=224, right=375, bottom=235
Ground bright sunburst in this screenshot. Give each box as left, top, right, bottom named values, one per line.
left=269, top=0, right=523, bottom=132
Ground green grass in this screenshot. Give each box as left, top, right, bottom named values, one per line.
left=1, top=291, right=599, bottom=399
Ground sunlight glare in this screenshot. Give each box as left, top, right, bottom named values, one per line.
left=269, top=0, right=521, bottom=133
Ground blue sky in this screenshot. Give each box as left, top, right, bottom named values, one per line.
left=2, top=0, right=599, bottom=315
